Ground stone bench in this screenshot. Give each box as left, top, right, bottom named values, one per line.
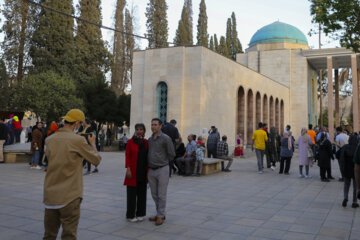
left=3, top=149, right=32, bottom=163
left=201, top=158, right=225, bottom=175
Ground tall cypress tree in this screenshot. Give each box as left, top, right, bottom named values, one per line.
left=124, top=8, right=134, bottom=89
left=214, top=34, right=219, bottom=52
left=111, top=0, right=126, bottom=96
left=226, top=18, right=232, bottom=56
left=196, top=0, right=208, bottom=47
left=218, top=36, right=229, bottom=57
left=30, top=0, right=75, bottom=76
left=146, top=0, right=169, bottom=48
left=209, top=36, right=214, bottom=50
left=231, top=12, right=242, bottom=60
left=75, top=0, right=111, bottom=85
left=2, top=0, right=36, bottom=81
left=174, top=0, right=193, bottom=45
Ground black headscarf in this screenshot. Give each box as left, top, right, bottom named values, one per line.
left=344, top=134, right=358, bottom=158
left=133, top=135, right=148, bottom=183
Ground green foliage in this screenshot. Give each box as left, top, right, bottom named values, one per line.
left=174, top=0, right=193, bottom=45
left=30, top=0, right=75, bottom=76
left=0, top=59, right=13, bottom=111
left=74, top=0, right=112, bottom=87
left=146, top=0, right=169, bottom=48
left=196, top=0, right=208, bottom=47
left=16, top=71, right=83, bottom=121
left=310, top=0, right=360, bottom=52
left=209, top=36, right=214, bottom=50
left=218, top=36, right=229, bottom=57
left=115, top=94, right=131, bottom=125
left=225, top=12, right=243, bottom=60
left=226, top=18, right=232, bottom=52
left=214, top=34, right=219, bottom=52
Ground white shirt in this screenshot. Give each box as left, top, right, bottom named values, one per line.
left=335, top=133, right=349, bottom=151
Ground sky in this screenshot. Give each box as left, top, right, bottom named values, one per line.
left=92, top=0, right=339, bottom=50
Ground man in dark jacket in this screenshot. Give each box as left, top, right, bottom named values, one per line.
left=0, top=118, right=8, bottom=162
left=161, top=119, right=179, bottom=176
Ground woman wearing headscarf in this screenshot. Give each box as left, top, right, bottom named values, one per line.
left=297, top=127, right=314, bottom=178
left=174, top=137, right=185, bottom=174
left=279, top=131, right=295, bottom=175
left=268, top=126, right=280, bottom=170
left=318, top=132, right=334, bottom=182
left=340, top=134, right=359, bottom=208
left=124, top=123, right=148, bottom=222
left=47, top=121, right=58, bottom=137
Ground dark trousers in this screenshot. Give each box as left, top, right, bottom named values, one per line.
left=344, top=177, right=357, bottom=203
left=126, top=184, right=147, bottom=219
left=14, top=128, right=22, bottom=143
left=43, top=198, right=81, bottom=240
left=320, top=167, right=331, bottom=180
left=82, top=160, right=91, bottom=172
left=279, top=157, right=291, bottom=174
left=207, top=148, right=217, bottom=158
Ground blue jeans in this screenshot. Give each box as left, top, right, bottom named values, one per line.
left=255, top=149, right=265, bottom=171
left=32, top=151, right=40, bottom=165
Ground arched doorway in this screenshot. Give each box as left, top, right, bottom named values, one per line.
left=237, top=86, right=245, bottom=137
left=280, top=100, right=284, bottom=133
left=247, top=90, right=254, bottom=144
left=270, top=96, right=274, bottom=127
left=256, top=92, right=261, bottom=126
left=275, top=98, right=280, bottom=131
left=157, top=82, right=168, bottom=123
left=263, top=95, right=268, bottom=125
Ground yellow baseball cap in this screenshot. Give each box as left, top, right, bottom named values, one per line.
left=62, top=109, right=85, bottom=123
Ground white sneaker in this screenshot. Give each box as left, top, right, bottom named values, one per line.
left=136, top=216, right=144, bottom=222
left=305, top=175, right=312, bottom=179
left=35, top=166, right=42, bottom=170
left=258, top=171, right=263, bottom=174
left=271, top=166, right=276, bottom=171
left=127, top=218, right=138, bottom=223
left=30, top=166, right=34, bottom=169
left=299, top=174, right=305, bottom=178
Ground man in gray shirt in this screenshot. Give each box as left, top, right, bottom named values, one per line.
left=148, top=118, right=175, bottom=226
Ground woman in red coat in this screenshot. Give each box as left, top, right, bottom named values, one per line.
left=124, top=123, right=148, bottom=222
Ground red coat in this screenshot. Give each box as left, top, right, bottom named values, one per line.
left=124, top=138, right=148, bottom=186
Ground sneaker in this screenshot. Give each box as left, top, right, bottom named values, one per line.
left=92, top=169, right=98, bottom=173
left=342, top=199, right=348, bottom=207
left=136, top=216, right=144, bottom=222
left=34, top=166, right=42, bottom=170
left=30, top=166, right=35, bottom=169
left=305, top=175, right=312, bottom=179
left=299, top=174, right=305, bottom=178
left=321, top=178, right=330, bottom=182
left=258, top=171, right=263, bottom=174
left=191, top=173, right=196, bottom=176
left=127, top=218, right=138, bottom=223
left=84, top=171, right=91, bottom=175
left=284, top=172, right=290, bottom=175
left=224, top=169, right=231, bottom=172
left=271, top=166, right=276, bottom=171
left=196, top=173, right=201, bottom=177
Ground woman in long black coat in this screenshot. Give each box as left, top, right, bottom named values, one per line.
left=318, top=133, right=334, bottom=182
left=340, top=134, right=359, bottom=208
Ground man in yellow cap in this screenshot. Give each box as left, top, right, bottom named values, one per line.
left=43, top=109, right=101, bottom=240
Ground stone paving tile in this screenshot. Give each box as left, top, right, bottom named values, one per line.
left=0, top=151, right=359, bottom=240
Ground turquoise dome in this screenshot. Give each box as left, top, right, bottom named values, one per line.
left=249, top=21, right=308, bottom=47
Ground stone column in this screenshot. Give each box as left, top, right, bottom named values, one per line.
left=244, top=90, right=248, bottom=145
left=352, top=55, right=359, bottom=133
left=335, top=69, right=340, bottom=127
left=327, top=57, right=334, bottom=140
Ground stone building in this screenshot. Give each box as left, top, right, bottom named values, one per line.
left=130, top=21, right=360, bottom=150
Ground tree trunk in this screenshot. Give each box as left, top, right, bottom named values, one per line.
left=17, top=1, right=29, bottom=83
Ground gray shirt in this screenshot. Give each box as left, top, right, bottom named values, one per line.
left=148, top=132, right=176, bottom=168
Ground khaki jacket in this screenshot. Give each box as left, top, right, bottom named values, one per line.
left=43, top=127, right=101, bottom=205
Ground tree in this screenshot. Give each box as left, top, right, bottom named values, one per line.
left=231, top=12, right=243, bottom=59
left=111, top=0, right=126, bottom=96
left=226, top=18, right=232, bottom=54
left=309, top=0, right=360, bottom=52
left=1, top=0, right=36, bottom=81
left=30, top=0, right=75, bottom=76
left=0, top=59, right=13, bottom=111
left=196, top=0, right=208, bottom=47
left=209, top=36, right=214, bottom=50
left=75, top=0, right=111, bottom=87
left=16, top=71, right=83, bottom=121
left=214, top=34, right=219, bottom=52
left=146, top=0, right=169, bottom=48
left=124, top=8, right=135, bottom=90
left=174, top=0, right=193, bottom=45
left=115, top=94, right=131, bottom=125
left=218, top=36, right=229, bottom=57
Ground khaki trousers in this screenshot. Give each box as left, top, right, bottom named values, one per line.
left=43, top=198, right=81, bottom=240
left=0, top=140, right=5, bottom=162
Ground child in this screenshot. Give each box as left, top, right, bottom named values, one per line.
left=193, top=140, right=205, bottom=176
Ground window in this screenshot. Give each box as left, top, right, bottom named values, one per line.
left=157, top=82, right=168, bottom=123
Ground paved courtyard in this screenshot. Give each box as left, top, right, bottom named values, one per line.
left=0, top=151, right=359, bottom=240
